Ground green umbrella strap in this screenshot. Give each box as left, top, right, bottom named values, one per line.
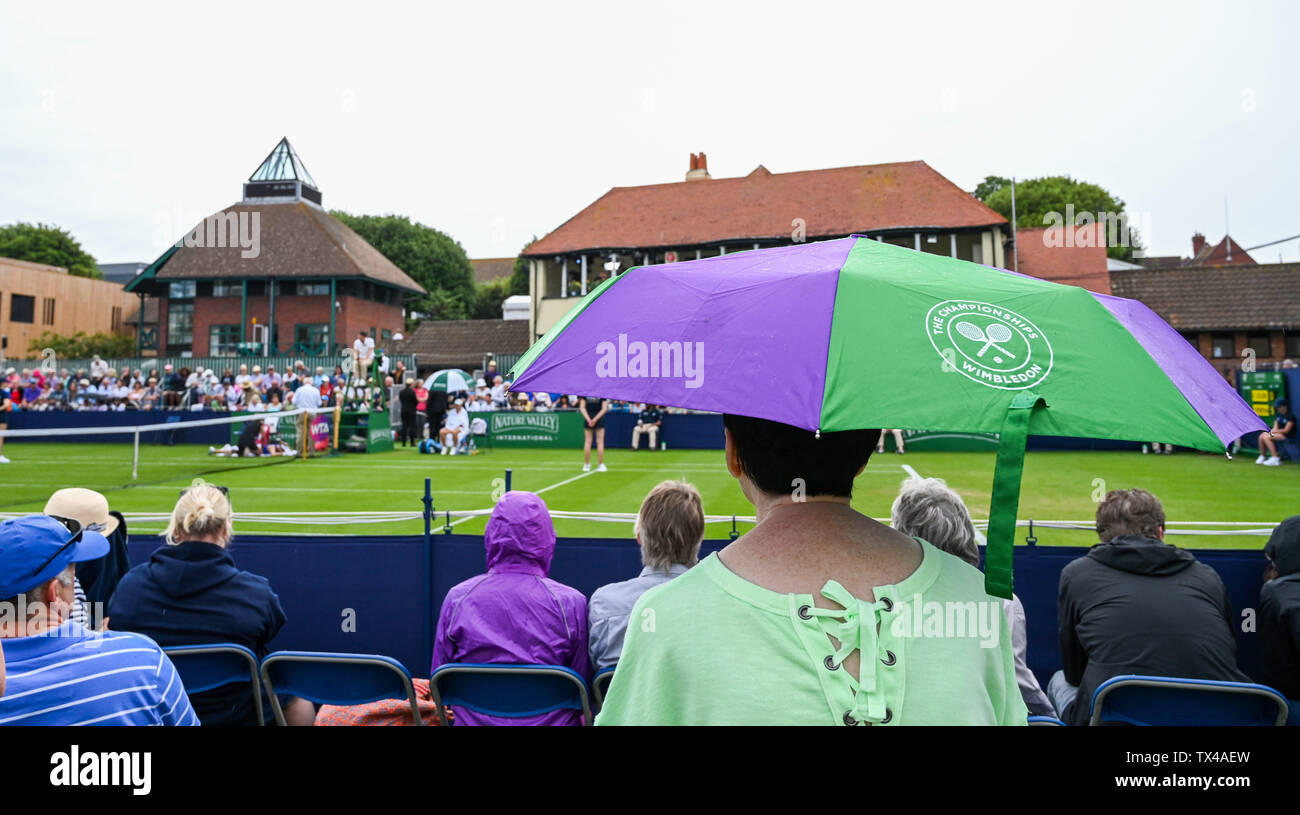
left=984, top=391, right=1047, bottom=599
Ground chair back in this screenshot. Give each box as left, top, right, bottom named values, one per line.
left=261, top=651, right=424, bottom=725
left=164, top=643, right=264, bottom=726
left=430, top=663, right=591, bottom=725
left=592, top=666, right=616, bottom=710
left=1090, top=674, right=1290, bottom=726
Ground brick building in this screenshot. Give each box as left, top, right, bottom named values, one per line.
left=126, top=138, right=424, bottom=357
left=1110, top=262, right=1300, bottom=376
left=521, top=154, right=1010, bottom=339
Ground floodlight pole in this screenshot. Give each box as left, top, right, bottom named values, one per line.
left=1010, top=176, right=1019, bottom=273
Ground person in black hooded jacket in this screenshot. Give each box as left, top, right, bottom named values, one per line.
left=107, top=484, right=316, bottom=725
left=1260, top=515, right=1300, bottom=720
left=1048, top=488, right=1249, bottom=725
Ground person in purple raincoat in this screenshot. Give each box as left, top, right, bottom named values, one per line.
left=432, top=491, right=590, bottom=725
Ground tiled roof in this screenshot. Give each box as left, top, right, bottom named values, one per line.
left=523, top=160, right=1007, bottom=256
left=393, top=319, right=530, bottom=370
left=143, top=202, right=424, bottom=293
left=470, top=258, right=515, bottom=284
left=1190, top=235, right=1256, bottom=266
left=1110, top=263, right=1300, bottom=331
left=1011, top=224, right=1112, bottom=294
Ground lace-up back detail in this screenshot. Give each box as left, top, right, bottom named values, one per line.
left=794, top=581, right=898, bottom=724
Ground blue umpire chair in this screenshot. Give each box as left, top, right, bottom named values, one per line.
left=429, top=663, right=592, bottom=726
left=1089, top=674, right=1291, bottom=726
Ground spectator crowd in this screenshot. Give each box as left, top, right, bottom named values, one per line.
left=1, top=360, right=378, bottom=414
left=1, top=415, right=1296, bottom=726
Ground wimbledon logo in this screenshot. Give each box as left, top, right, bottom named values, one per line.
left=927, top=300, right=1054, bottom=390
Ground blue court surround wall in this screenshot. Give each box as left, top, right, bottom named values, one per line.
left=125, top=534, right=1268, bottom=687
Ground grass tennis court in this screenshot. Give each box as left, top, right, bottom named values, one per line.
left=0, top=442, right=1293, bottom=548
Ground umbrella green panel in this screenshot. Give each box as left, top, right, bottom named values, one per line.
left=822, top=239, right=1222, bottom=450
left=823, top=239, right=1240, bottom=597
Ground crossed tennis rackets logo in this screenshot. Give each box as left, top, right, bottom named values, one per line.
left=926, top=300, right=1054, bottom=391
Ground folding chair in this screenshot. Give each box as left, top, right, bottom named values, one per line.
left=470, top=416, right=492, bottom=452
left=1089, top=674, right=1290, bottom=726
left=1027, top=715, right=1066, bottom=726
left=260, top=651, right=425, bottom=726
left=164, top=643, right=264, bottom=726
left=592, top=666, right=616, bottom=710
left=429, top=663, right=591, bottom=726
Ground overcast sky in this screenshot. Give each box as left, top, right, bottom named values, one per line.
left=2, top=0, right=1297, bottom=266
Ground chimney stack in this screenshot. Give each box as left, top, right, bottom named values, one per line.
left=686, top=151, right=711, bottom=181
left=1191, top=232, right=1207, bottom=258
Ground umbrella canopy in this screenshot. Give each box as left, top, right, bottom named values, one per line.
left=511, top=236, right=1265, bottom=597
left=423, top=368, right=473, bottom=393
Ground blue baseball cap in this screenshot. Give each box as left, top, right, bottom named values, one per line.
left=0, top=514, right=109, bottom=599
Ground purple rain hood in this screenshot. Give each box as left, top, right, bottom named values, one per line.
left=432, top=491, right=590, bottom=726
left=484, top=490, right=556, bottom=575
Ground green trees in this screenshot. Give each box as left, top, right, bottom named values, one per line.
left=331, top=212, right=477, bottom=320
left=27, top=331, right=135, bottom=358
left=974, top=175, right=1143, bottom=261
left=0, top=222, right=101, bottom=278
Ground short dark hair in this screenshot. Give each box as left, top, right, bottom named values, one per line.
left=723, top=414, right=879, bottom=498
left=1096, top=488, right=1166, bottom=541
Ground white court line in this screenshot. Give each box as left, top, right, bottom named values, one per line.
left=444, top=468, right=597, bottom=528
left=901, top=464, right=922, bottom=480
left=534, top=469, right=597, bottom=496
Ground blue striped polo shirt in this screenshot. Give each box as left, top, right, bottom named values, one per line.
left=0, top=622, right=199, bottom=726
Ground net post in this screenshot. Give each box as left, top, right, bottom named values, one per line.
left=300, top=409, right=308, bottom=460
left=132, top=429, right=140, bottom=481
left=505, top=468, right=512, bottom=493
left=332, top=402, right=342, bottom=451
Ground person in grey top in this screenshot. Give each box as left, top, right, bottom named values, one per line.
left=588, top=480, right=705, bottom=670
left=890, top=476, right=1056, bottom=717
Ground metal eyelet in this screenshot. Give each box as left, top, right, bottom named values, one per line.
left=823, top=655, right=839, bottom=671
left=842, top=710, right=858, bottom=726
left=881, top=707, right=893, bottom=724
left=882, top=650, right=897, bottom=667
left=880, top=597, right=894, bottom=612
left=797, top=604, right=812, bottom=620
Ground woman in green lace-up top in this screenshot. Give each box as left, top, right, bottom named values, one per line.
left=595, top=415, right=1027, bottom=726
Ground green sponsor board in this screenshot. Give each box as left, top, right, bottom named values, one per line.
left=338, top=410, right=392, bottom=453
left=878, top=429, right=1000, bottom=452
left=488, top=410, right=585, bottom=447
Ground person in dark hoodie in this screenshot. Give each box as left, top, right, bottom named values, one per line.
left=107, top=484, right=316, bottom=725
left=1260, top=514, right=1300, bottom=723
left=1048, top=488, right=1249, bottom=725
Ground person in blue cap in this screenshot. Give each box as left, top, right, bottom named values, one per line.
left=0, top=514, right=198, bottom=725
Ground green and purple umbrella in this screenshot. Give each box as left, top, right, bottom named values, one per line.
left=510, top=236, right=1265, bottom=597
